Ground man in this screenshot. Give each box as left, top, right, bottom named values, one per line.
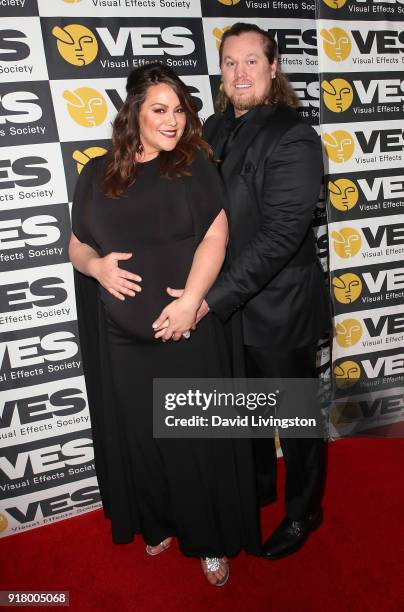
left=168, top=22, right=330, bottom=559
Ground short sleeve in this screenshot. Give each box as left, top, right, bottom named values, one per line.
left=186, top=150, right=227, bottom=242
left=71, top=157, right=99, bottom=250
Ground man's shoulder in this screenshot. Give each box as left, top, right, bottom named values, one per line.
left=262, top=105, right=304, bottom=132
left=204, top=105, right=311, bottom=135
left=259, top=106, right=318, bottom=144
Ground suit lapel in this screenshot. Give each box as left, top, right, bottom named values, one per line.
left=220, top=105, right=278, bottom=181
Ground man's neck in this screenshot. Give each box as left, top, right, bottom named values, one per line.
left=234, top=108, right=249, bottom=119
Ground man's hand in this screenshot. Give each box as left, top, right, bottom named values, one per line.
left=166, top=288, right=210, bottom=329
left=195, top=299, right=210, bottom=324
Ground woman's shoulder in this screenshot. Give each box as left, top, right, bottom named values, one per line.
left=83, top=152, right=108, bottom=174
left=75, top=153, right=108, bottom=189
left=189, top=147, right=220, bottom=179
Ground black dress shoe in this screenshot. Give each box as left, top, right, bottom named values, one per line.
left=261, top=509, right=323, bottom=560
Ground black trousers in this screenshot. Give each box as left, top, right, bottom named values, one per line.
left=245, top=343, right=326, bottom=521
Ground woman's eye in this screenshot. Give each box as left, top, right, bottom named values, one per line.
left=176, top=107, right=184, bottom=113
left=153, top=108, right=165, bottom=113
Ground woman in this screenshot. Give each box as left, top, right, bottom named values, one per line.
left=69, top=63, right=260, bottom=586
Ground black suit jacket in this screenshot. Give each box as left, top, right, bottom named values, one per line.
left=204, top=104, right=331, bottom=349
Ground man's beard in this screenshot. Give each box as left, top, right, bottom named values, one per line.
left=228, top=90, right=269, bottom=112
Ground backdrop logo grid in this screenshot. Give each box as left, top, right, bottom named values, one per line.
left=0, top=0, right=402, bottom=538
left=317, top=5, right=404, bottom=440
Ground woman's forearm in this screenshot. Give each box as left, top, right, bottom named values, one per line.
left=182, top=235, right=226, bottom=308
left=68, top=235, right=100, bottom=279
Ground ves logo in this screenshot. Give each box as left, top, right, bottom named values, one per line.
left=323, top=131, right=355, bottom=163
left=52, top=25, right=98, bottom=67
left=328, top=178, right=359, bottom=211
left=335, top=318, right=363, bottom=347
left=332, top=273, right=362, bottom=304
left=0, top=91, right=42, bottom=126
left=334, top=360, right=361, bottom=389
left=322, top=79, right=354, bottom=112
left=331, top=227, right=362, bottom=258
left=320, top=28, right=351, bottom=62
left=322, top=0, right=348, bottom=7
left=72, top=147, right=107, bottom=174
left=213, top=27, right=231, bottom=50
left=0, top=513, right=8, bottom=533
left=62, top=88, right=107, bottom=127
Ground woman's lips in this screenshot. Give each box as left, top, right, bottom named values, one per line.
left=159, top=130, right=177, bottom=138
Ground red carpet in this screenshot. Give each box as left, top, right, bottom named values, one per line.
left=1, top=439, right=403, bottom=612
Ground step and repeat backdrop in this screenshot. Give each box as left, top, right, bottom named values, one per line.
left=317, top=0, right=404, bottom=439
left=0, top=0, right=403, bottom=538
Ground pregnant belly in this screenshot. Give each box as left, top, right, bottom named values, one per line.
left=99, top=239, right=195, bottom=342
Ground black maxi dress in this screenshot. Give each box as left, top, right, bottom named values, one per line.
left=71, top=151, right=261, bottom=557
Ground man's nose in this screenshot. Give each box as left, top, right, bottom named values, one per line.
left=234, top=63, right=247, bottom=79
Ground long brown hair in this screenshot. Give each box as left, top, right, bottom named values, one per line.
left=216, top=22, right=299, bottom=113
left=102, top=63, right=211, bottom=198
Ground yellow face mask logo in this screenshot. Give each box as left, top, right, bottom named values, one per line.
left=73, top=147, right=108, bottom=174
left=332, top=273, right=362, bottom=304
left=334, top=360, right=361, bottom=389
left=63, top=0, right=83, bottom=3
left=332, top=227, right=362, bottom=258
left=328, top=178, right=358, bottom=211
left=335, top=318, right=363, bottom=348
left=217, top=0, right=241, bottom=5
left=323, top=130, right=355, bottom=163
left=52, top=24, right=98, bottom=66
left=0, top=514, right=8, bottom=533
left=213, top=26, right=232, bottom=50
left=322, top=0, right=348, bottom=8
left=320, top=27, right=351, bottom=62
left=331, top=402, right=362, bottom=427
left=63, top=88, right=108, bottom=127
left=322, top=79, right=353, bottom=113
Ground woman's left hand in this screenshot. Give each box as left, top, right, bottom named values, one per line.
left=152, top=295, right=199, bottom=342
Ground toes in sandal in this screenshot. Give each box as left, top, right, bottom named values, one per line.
left=201, top=557, right=229, bottom=586
left=145, top=537, right=172, bottom=556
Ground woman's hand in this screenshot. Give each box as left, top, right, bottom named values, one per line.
left=89, top=252, right=142, bottom=301
left=152, top=295, right=199, bottom=342
left=166, top=288, right=210, bottom=329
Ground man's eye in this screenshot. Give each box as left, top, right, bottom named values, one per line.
left=226, top=61, right=234, bottom=67
left=248, top=59, right=257, bottom=65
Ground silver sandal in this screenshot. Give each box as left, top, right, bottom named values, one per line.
left=145, top=537, right=172, bottom=556
left=201, top=557, right=229, bottom=586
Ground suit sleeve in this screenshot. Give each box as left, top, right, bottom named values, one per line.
left=206, top=123, right=323, bottom=321
left=71, top=157, right=100, bottom=251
